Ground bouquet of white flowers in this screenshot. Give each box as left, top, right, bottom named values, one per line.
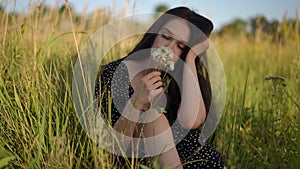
left=150, top=46, right=176, bottom=113
left=151, top=46, right=175, bottom=71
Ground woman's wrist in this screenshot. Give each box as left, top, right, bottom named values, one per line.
left=130, top=98, right=151, bottom=111
left=185, top=56, right=196, bottom=64
left=185, top=57, right=197, bottom=70
left=119, top=99, right=142, bottom=122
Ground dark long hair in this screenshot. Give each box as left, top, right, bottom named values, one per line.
left=125, top=7, right=214, bottom=116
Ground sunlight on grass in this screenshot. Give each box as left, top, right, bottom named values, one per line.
left=0, top=1, right=299, bottom=168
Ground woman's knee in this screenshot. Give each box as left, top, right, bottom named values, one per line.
left=145, top=113, right=170, bottom=134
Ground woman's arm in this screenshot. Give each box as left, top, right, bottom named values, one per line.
left=98, top=63, right=141, bottom=139
left=177, top=40, right=210, bottom=129
left=112, top=99, right=141, bottom=137
left=113, top=71, right=163, bottom=136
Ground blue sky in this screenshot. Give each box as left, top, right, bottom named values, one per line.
left=8, top=0, right=300, bottom=31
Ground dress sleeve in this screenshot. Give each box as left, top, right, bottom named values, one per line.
left=95, top=61, right=131, bottom=126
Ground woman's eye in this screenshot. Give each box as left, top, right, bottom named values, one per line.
left=178, top=44, right=185, bottom=50
left=162, top=34, right=171, bottom=40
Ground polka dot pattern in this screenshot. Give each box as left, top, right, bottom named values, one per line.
left=95, top=60, right=225, bottom=168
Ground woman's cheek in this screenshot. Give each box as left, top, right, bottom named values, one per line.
left=172, top=55, right=181, bottom=63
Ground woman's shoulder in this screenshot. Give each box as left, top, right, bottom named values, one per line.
left=103, top=58, right=123, bottom=70
left=101, top=58, right=128, bottom=79
left=101, top=58, right=125, bottom=72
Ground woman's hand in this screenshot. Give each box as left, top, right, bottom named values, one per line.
left=186, top=39, right=210, bottom=61
left=131, top=71, right=163, bottom=111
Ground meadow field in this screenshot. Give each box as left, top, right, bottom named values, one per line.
left=0, top=2, right=299, bottom=169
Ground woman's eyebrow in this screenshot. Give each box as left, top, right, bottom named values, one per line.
left=161, top=28, right=173, bottom=35
left=161, top=28, right=188, bottom=44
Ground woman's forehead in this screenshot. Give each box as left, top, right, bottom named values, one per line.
left=160, top=19, right=191, bottom=43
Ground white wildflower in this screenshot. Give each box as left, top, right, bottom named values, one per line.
left=149, top=47, right=175, bottom=114
left=165, top=60, right=174, bottom=71
left=151, top=46, right=175, bottom=71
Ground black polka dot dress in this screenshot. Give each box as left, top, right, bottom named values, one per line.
left=95, top=59, right=225, bottom=169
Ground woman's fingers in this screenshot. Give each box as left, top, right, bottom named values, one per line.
left=142, top=71, right=161, bottom=81
left=188, top=39, right=210, bottom=58
left=150, top=87, right=163, bottom=100
left=134, top=71, right=164, bottom=109
left=141, top=71, right=162, bottom=93
left=151, top=80, right=163, bottom=90
left=146, top=76, right=162, bottom=89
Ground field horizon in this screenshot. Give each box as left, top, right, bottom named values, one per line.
left=0, top=2, right=299, bottom=168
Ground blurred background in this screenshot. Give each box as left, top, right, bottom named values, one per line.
left=6, top=0, right=300, bottom=32
left=0, top=0, right=299, bottom=168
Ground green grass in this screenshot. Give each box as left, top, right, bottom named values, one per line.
left=211, top=33, right=300, bottom=168
left=0, top=2, right=299, bottom=168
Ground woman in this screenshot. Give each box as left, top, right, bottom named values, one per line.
left=95, top=6, right=225, bottom=169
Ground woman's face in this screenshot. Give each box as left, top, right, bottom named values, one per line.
left=152, top=19, right=191, bottom=63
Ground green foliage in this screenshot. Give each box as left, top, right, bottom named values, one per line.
left=218, top=14, right=300, bottom=44
left=219, top=18, right=248, bottom=35
left=154, top=4, right=169, bottom=18
left=0, top=2, right=299, bottom=169
left=211, top=26, right=299, bottom=168
left=155, top=4, right=169, bottom=13
left=0, top=143, right=16, bottom=168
